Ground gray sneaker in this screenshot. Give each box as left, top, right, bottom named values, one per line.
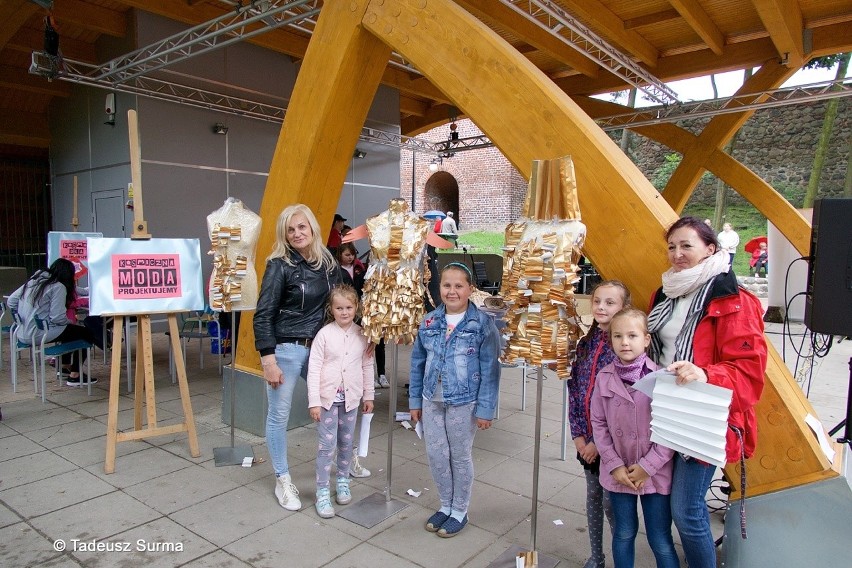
left=378, top=374, right=390, bottom=388
left=350, top=453, right=371, bottom=478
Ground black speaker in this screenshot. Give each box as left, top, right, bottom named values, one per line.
left=804, top=198, right=852, bottom=336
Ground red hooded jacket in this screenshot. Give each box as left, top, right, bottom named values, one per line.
left=651, top=272, right=767, bottom=462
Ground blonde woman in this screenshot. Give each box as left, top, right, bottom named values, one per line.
left=254, top=204, right=344, bottom=511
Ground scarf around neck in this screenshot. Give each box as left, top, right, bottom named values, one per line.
left=648, top=250, right=730, bottom=364
left=614, top=353, right=648, bottom=384
left=661, top=249, right=730, bottom=299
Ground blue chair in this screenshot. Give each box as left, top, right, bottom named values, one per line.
left=32, top=318, right=94, bottom=403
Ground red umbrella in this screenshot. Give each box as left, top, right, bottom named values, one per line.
left=744, top=236, right=767, bottom=254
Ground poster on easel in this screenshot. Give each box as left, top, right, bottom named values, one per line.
left=47, top=231, right=103, bottom=285
left=86, top=237, right=204, bottom=316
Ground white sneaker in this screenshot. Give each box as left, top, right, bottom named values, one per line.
left=350, top=453, right=371, bottom=478
left=275, top=474, right=301, bottom=511
left=374, top=378, right=382, bottom=389
left=378, top=374, right=391, bottom=389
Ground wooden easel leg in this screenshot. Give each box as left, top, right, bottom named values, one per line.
left=140, top=315, right=158, bottom=429
left=168, top=314, right=200, bottom=457
left=105, top=316, right=125, bottom=474
left=134, top=316, right=145, bottom=430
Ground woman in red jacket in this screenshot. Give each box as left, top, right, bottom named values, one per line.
left=647, top=216, right=767, bottom=568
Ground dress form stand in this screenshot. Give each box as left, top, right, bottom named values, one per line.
left=104, top=110, right=200, bottom=473
left=206, top=198, right=261, bottom=466
left=489, top=156, right=585, bottom=568
left=338, top=199, right=440, bottom=528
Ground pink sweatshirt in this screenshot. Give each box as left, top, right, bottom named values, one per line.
left=307, top=321, right=375, bottom=413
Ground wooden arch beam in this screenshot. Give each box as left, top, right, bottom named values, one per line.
left=362, top=0, right=675, bottom=302
left=234, top=0, right=392, bottom=369
left=662, top=59, right=798, bottom=212
left=573, top=96, right=810, bottom=254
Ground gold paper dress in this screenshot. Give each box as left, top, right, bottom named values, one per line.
left=360, top=198, right=430, bottom=345
left=501, top=156, right=586, bottom=378
left=206, top=199, right=261, bottom=312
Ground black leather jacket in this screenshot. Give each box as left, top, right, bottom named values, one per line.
left=254, top=253, right=343, bottom=356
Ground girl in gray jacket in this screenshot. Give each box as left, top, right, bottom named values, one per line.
left=8, top=259, right=98, bottom=385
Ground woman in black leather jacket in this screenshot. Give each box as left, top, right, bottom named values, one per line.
left=254, top=204, right=343, bottom=511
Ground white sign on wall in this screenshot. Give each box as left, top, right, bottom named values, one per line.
left=87, top=238, right=204, bottom=316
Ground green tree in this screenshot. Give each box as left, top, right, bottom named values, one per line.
left=803, top=53, right=850, bottom=208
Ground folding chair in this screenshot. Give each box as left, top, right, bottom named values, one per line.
left=473, top=261, right=500, bottom=295
left=32, top=318, right=94, bottom=403
left=9, top=312, right=36, bottom=393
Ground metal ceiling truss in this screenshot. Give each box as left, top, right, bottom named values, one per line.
left=594, top=79, right=852, bottom=130
left=30, top=45, right=849, bottom=157
left=501, top=0, right=679, bottom=105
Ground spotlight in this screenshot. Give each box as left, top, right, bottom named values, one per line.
left=213, top=123, right=229, bottom=135
left=353, top=148, right=366, bottom=159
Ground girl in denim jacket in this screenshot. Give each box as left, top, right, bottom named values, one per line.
left=409, top=263, right=501, bottom=538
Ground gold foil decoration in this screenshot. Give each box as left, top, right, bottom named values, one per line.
left=360, top=198, right=430, bottom=345
left=208, top=225, right=248, bottom=311
left=500, top=155, right=585, bottom=379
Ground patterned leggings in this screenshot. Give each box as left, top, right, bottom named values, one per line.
left=422, top=399, right=478, bottom=513
left=315, top=402, right=357, bottom=488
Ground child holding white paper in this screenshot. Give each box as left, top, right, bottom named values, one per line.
left=307, top=284, right=375, bottom=519
left=591, top=308, right=678, bottom=568
left=568, top=280, right=630, bottom=568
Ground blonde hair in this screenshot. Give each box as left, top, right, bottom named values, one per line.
left=325, top=284, right=360, bottom=323
left=608, top=307, right=649, bottom=336
left=268, top=204, right=335, bottom=270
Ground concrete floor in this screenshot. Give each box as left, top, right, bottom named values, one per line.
left=0, top=320, right=849, bottom=567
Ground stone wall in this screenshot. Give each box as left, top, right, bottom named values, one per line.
left=401, top=96, right=850, bottom=229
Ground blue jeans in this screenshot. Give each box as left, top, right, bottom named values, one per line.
left=671, top=454, right=717, bottom=568
left=266, top=342, right=309, bottom=477
left=610, top=491, right=679, bottom=568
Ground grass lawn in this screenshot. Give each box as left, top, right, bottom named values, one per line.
left=446, top=204, right=771, bottom=278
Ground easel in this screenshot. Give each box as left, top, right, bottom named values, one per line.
left=104, top=110, right=200, bottom=474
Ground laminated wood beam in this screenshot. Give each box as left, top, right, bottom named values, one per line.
left=362, top=0, right=674, bottom=304
left=662, top=59, right=797, bottom=212
left=52, top=0, right=127, bottom=38
left=752, top=0, right=804, bottom=67
left=0, top=0, right=38, bottom=51
left=456, top=0, right=600, bottom=78
left=0, top=63, right=71, bottom=97
left=234, top=0, right=391, bottom=371
left=572, top=95, right=811, bottom=255
left=668, top=0, right=725, bottom=55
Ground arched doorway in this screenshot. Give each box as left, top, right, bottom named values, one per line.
left=424, top=170, right=460, bottom=224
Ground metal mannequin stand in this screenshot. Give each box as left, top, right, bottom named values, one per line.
left=488, top=364, right=560, bottom=568
left=339, top=341, right=409, bottom=528
left=213, top=316, right=253, bottom=466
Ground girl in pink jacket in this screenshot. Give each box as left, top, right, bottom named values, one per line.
left=591, top=308, right=679, bottom=568
left=307, top=285, right=375, bottom=519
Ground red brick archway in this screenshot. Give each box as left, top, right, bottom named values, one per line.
left=424, top=170, right=460, bottom=224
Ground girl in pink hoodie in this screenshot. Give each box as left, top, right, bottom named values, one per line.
left=591, top=308, right=678, bottom=568
left=307, top=285, right=375, bottom=519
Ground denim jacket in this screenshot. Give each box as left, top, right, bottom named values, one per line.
left=408, top=302, right=501, bottom=420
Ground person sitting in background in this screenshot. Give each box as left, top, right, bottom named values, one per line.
left=750, top=242, right=768, bottom=277
left=8, top=258, right=99, bottom=385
